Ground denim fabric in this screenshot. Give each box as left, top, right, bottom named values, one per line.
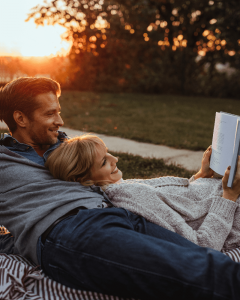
left=37, top=207, right=240, bottom=300
left=2, top=131, right=67, bottom=166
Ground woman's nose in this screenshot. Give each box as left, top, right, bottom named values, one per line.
left=111, top=155, right=118, bottom=164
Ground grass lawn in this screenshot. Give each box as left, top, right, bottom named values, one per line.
left=59, top=91, right=240, bottom=151
left=112, top=151, right=194, bottom=179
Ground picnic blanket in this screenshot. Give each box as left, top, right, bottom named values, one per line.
left=0, top=253, right=137, bottom=300
left=1, top=232, right=240, bottom=300
left=0, top=232, right=137, bottom=300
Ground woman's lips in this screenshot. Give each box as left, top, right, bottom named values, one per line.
left=111, top=167, right=118, bottom=174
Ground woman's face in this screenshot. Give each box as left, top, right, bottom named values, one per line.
left=91, top=145, right=122, bottom=184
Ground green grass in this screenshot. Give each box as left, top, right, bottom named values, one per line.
left=59, top=91, right=240, bottom=151
left=112, top=151, right=194, bottom=179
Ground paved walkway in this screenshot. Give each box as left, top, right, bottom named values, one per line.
left=62, top=127, right=203, bottom=171
left=0, top=121, right=203, bottom=171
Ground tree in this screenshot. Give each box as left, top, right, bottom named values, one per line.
left=27, top=0, right=240, bottom=96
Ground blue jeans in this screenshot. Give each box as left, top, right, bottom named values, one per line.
left=37, top=207, right=240, bottom=300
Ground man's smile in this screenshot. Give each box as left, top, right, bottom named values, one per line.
left=49, top=128, right=59, bottom=134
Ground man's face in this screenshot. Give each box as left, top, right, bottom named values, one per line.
left=26, top=92, right=64, bottom=147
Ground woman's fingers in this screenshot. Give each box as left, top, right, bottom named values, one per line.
left=206, top=148, right=212, bottom=158
left=222, top=159, right=240, bottom=201
left=233, top=156, right=240, bottom=188
left=195, top=146, right=214, bottom=180
left=206, top=145, right=212, bottom=151
left=203, top=146, right=212, bottom=158
left=235, top=156, right=240, bottom=179
left=222, top=166, right=238, bottom=201
left=222, top=166, right=231, bottom=188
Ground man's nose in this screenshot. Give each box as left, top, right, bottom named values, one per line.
left=55, top=114, right=64, bottom=126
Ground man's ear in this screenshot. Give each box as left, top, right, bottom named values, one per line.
left=13, top=111, right=29, bottom=128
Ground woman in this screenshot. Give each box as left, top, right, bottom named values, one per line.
left=45, top=134, right=240, bottom=252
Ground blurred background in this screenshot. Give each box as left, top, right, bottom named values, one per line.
left=1, top=0, right=240, bottom=96
left=1, top=0, right=240, bottom=152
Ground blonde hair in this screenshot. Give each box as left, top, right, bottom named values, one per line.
left=45, top=134, right=107, bottom=186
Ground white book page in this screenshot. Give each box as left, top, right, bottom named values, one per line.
left=210, top=112, right=238, bottom=175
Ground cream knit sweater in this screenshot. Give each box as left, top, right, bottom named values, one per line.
left=104, top=177, right=240, bottom=251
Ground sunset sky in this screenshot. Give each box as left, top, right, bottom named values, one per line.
left=0, top=0, right=71, bottom=57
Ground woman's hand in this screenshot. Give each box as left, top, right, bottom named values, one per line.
left=194, top=146, right=214, bottom=180
left=222, top=156, right=240, bottom=202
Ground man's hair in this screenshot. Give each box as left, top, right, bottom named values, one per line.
left=45, top=134, right=107, bottom=186
left=0, top=77, right=61, bottom=133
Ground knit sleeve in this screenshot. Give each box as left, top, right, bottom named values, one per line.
left=123, top=176, right=189, bottom=187
left=105, top=182, right=237, bottom=251
left=186, top=196, right=237, bottom=250
left=105, top=182, right=181, bottom=233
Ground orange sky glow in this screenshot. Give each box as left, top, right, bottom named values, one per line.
left=0, top=0, right=72, bottom=57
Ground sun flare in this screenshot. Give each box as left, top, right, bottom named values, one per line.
left=0, top=0, right=71, bottom=57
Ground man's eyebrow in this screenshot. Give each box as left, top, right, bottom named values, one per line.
left=45, top=108, right=61, bottom=113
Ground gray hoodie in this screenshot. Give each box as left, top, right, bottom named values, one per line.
left=0, top=145, right=106, bottom=264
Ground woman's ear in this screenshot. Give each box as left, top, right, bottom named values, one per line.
left=13, top=111, right=29, bottom=128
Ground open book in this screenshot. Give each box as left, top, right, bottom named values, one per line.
left=210, top=112, right=240, bottom=188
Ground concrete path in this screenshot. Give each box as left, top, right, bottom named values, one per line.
left=61, top=127, right=203, bottom=171
left=0, top=121, right=203, bottom=171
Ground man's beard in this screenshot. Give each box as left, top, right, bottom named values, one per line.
left=29, top=129, right=58, bottom=148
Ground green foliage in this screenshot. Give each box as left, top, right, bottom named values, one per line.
left=26, top=0, right=240, bottom=97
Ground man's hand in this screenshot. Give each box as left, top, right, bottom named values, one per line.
left=222, top=156, right=240, bottom=202
left=194, top=146, right=214, bottom=180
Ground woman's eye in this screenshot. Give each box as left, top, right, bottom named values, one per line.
left=102, top=159, right=106, bottom=166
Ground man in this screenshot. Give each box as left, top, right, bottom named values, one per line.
left=1, top=77, right=240, bottom=300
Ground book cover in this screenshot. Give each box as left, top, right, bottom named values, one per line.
left=227, top=121, right=240, bottom=187
left=210, top=112, right=240, bottom=187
